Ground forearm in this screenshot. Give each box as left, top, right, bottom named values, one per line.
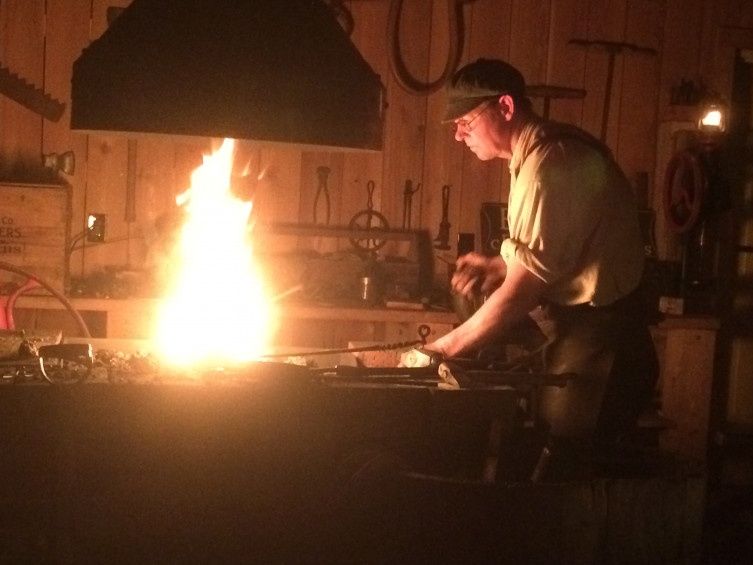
left=431, top=261, right=545, bottom=357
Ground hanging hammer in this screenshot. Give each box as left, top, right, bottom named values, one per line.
left=569, top=38, right=657, bottom=141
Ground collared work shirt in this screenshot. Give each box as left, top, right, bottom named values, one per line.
left=501, top=117, right=645, bottom=306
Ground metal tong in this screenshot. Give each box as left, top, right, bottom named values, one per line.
left=437, top=360, right=574, bottom=390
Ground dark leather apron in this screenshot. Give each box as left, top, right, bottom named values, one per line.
left=534, top=288, right=659, bottom=451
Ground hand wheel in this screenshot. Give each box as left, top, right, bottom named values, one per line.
left=348, top=209, right=390, bottom=251
left=349, top=180, right=390, bottom=251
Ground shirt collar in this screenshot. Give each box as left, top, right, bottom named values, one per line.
left=509, top=116, right=544, bottom=178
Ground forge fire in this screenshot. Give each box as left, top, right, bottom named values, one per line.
left=154, top=139, right=277, bottom=366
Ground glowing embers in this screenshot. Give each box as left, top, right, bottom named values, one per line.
left=155, top=139, right=276, bottom=367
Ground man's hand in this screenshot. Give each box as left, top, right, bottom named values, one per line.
left=398, top=347, right=444, bottom=368
left=451, top=253, right=507, bottom=298
left=430, top=260, right=546, bottom=358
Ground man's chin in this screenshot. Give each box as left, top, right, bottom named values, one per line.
left=471, top=149, right=494, bottom=161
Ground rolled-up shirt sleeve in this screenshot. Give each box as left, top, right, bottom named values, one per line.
left=503, top=141, right=618, bottom=304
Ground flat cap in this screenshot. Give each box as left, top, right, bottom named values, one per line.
left=443, top=58, right=527, bottom=123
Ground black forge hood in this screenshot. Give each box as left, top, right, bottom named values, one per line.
left=71, top=0, right=384, bottom=151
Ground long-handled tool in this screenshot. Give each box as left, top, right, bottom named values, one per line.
left=569, top=38, right=656, bottom=141
left=401, top=179, right=421, bottom=229
left=526, top=84, right=586, bottom=120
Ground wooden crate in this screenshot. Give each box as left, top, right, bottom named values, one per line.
left=0, top=182, right=70, bottom=294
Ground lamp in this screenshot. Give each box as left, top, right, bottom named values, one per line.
left=697, top=94, right=728, bottom=136
left=662, top=89, right=730, bottom=312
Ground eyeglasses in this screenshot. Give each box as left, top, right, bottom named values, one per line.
left=454, top=102, right=494, bottom=133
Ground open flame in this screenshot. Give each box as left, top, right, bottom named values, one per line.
left=154, top=139, right=276, bottom=366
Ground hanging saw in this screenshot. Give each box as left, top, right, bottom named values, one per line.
left=0, top=61, right=66, bottom=122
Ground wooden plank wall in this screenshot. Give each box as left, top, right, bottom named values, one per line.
left=0, top=0, right=752, bottom=286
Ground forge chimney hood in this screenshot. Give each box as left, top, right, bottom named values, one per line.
left=71, top=0, right=385, bottom=151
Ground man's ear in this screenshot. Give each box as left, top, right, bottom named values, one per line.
left=497, top=94, right=515, bottom=120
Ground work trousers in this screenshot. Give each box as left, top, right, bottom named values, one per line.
left=535, top=289, right=660, bottom=453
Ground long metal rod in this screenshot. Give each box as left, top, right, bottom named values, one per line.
left=271, top=283, right=304, bottom=303
left=259, top=339, right=422, bottom=359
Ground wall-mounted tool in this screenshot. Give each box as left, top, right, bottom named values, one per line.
left=526, top=84, right=586, bottom=120
left=568, top=38, right=656, bottom=141
left=0, top=62, right=65, bottom=122
left=313, top=166, right=331, bottom=224
left=401, top=179, right=421, bottom=229
left=434, top=184, right=452, bottom=250
left=348, top=180, right=390, bottom=252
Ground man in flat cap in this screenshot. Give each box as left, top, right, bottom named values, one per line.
left=425, top=58, right=659, bottom=477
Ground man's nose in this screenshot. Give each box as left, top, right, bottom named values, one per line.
left=454, top=127, right=466, bottom=142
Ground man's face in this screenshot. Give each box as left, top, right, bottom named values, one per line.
left=453, top=98, right=513, bottom=160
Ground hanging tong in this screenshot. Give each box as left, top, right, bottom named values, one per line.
left=313, top=166, right=331, bottom=224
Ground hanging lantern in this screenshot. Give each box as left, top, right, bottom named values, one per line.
left=697, top=94, right=728, bottom=135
